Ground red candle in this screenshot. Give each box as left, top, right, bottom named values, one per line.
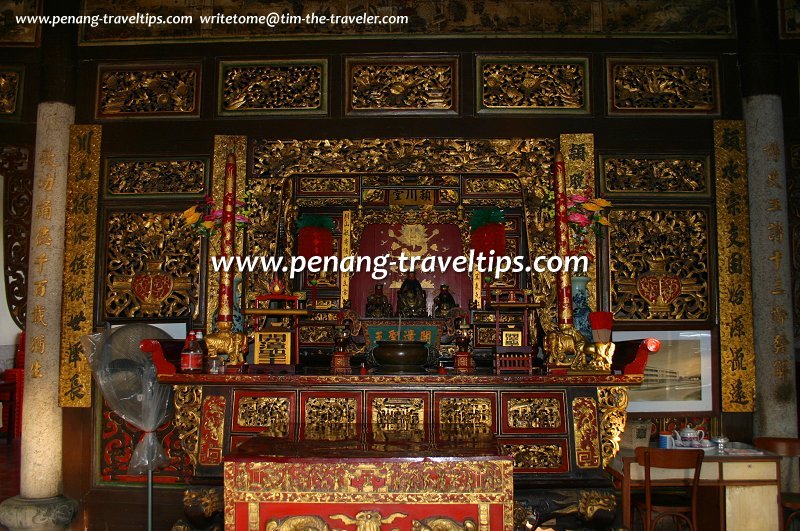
left=553, top=152, right=573, bottom=327
left=217, top=153, right=237, bottom=324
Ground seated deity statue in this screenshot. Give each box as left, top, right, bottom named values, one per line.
left=396, top=271, right=428, bottom=318
left=365, top=283, right=392, bottom=318
left=433, top=284, right=457, bottom=318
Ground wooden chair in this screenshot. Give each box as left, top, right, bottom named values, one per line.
left=633, top=447, right=704, bottom=531
left=753, top=437, right=800, bottom=531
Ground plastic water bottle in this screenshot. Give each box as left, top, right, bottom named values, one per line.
left=180, top=332, right=203, bottom=373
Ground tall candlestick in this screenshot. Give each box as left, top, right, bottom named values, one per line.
left=217, top=152, right=236, bottom=324
left=553, top=152, right=574, bottom=327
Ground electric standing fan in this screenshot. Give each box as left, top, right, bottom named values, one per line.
left=82, top=324, right=173, bottom=531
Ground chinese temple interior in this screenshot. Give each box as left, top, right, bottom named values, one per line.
left=1, top=0, right=800, bottom=530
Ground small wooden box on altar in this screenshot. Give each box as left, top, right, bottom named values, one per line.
left=224, top=435, right=514, bottom=531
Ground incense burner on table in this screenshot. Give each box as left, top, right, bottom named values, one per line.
left=370, top=340, right=429, bottom=373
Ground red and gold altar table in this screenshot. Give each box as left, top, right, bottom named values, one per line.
left=223, top=435, right=514, bottom=531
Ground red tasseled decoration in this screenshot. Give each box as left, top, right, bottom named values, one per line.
left=589, top=311, right=614, bottom=331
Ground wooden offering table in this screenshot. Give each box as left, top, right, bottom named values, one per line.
left=224, top=435, right=514, bottom=530
left=609, top=447, right=781, bottom=531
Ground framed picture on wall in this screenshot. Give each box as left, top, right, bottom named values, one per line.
left=614, top=330, right=713, bottom=414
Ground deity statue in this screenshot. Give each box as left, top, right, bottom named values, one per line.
left=396, top=271, right=428, bottom=318
left=433, top=284, right=458, bottom=318
left=365, top=283, right=392, bottom=318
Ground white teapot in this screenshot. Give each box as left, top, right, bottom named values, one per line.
left=674, top=424, right=705, bottom=446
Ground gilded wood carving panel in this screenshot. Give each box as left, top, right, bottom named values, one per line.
left=303, top=396, right=359, bottom=441
left=199, top=395, right=226, bottom=466
left=251, top=138, right=558, bottom=328
left=219, top=60, right=327, bottom=115
left=104, top=211, right=200, bottom=319
left=96, top=63, right=200, bottom=118
left=105, top=158, right=207, bottom=196
left=715, top=121, right=756, bottom=412
left=601, top=156, right=709, bottom=196
left=80, top=0, right=733, bottom=43
left=501, top=439, right=568, bottom=473
left=478, top=57, right=588, bottom=113
left=0, top=67, right=23, bottom=119
left=607, top=59, right=719, bottom=114
left=597, top=386, right=627, bottom=467
left=609, top=209, right=709, bottom=320
left=235, top=396, right=291, bottom=437
left=572, top=397, right=601, bottom=469
left=1, top=145, right=32, bottom=328
left=346, top=57, right=457, bottom=114
left=60, top=126, right=102, bottom=407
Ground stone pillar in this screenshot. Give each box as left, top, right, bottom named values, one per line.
left=738, top=0, right=799, bottom=490
left=0, top=1, right=79, bottom=529
left=0, top=104, right=77, bottom=531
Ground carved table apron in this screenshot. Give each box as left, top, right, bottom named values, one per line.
left=224, top=436, right=514, bottom=531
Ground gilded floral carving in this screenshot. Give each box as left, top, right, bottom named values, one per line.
left=348, top=58, right=456, bottom=112
left=609, top=209, right=709, bottom=320
left=97, top=64, right=199, bottom=117
left=609, top=60, right=718, bottom=113
left=0, top=70, right=21, bottom=116
left=479, top=59, right=587, bottom=112
left=220, top=61, right=325, bottom=114
left=603, top=157, right=708, bottom=194
left=106, top=159, right=207, bottom=195
left=104, top=212, right=200, bottom=319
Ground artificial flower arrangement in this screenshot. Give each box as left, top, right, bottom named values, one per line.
left=566, top=190, right=611, bottom=262
left=182, top=194, right=251, bottom=237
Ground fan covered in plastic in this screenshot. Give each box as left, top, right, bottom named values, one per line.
left=82, top=324, right=173, bottom=475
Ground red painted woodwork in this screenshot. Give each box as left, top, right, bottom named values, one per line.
left=100, top=400, right=191, bottom=484
left=225, top=436, right=513, bottom=530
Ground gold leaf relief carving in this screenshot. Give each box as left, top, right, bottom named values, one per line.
left=609, top=209, right=709, bottom=320
left=350, top=62, right=454, bottom=110
left=603, top=157, right=707, bottom=193
left=507, top=398, right=562, bottom=429
left=0, top=71, right=21, bottom=115
left=482, top=61, right=585, bottom=109
left=439, top=398, right=493, bottom=426
left=106, top=159, right=206, bottom=195
left=503, top=443, right=564, bottom=469
left=299, top=176, right=357, bottom=194
left=237, top=397, right=290, bottom=437
left=611, top=62, right=717, bottom=112
left=104, top=212, right=200, bottom=319
left=221, top=62, right=323, bottom=111
left=464, top=177, right=521, bottom=195
left=98, top=67, right=198, bottom=116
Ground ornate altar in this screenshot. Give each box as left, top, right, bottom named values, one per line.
left=224, top=436, right=514, bottom=530
left=139, top=134, right=640, bottom=530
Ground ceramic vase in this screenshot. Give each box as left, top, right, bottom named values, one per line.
left=571, top=275, right=593, bottom=342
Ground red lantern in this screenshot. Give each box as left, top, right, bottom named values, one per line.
left=471, top=222, right=506, bottom=257
left=297, top=226, right=333, bottom=259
